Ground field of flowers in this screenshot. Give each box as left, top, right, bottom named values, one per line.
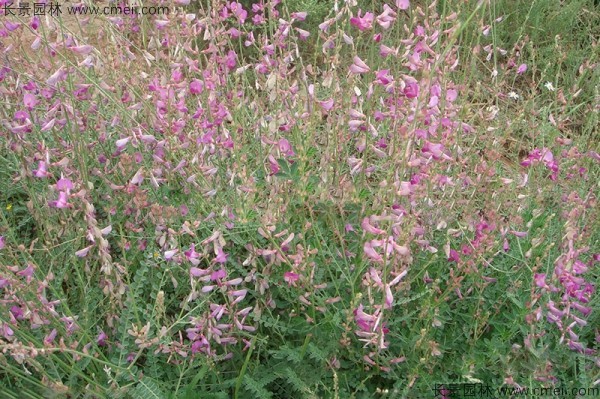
left=0, top=0, right=598, bottom=397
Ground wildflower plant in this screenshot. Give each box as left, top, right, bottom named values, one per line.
left=0, top=0, right=598, bottom=397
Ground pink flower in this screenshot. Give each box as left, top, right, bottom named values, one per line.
left=10, top=306, right=23, bottom=319
left=295, top=28, right=310, bottom=40
left=1, top=323, right=14, bottom=339
left=380, top=44, right=396, bottom=57
left=268, top=155, right=280, bottom=175
left=215, top=247, right=228, bottom=264
left=244, top=32, right=254, bottom=47
left=190, top=267, right=210, bottom=277
left=446, top=89, right=458, bottom=102
left=291, top=12, right=307, bottom=21
left=154, top=20, right=169, bottom=29
left=230, top=289, right=247, bottom=298
left=49, top=191, right=71, bottom=208
left=115, top=137, right=130, bottom=148
left=540, top=148, right=554, bottom=164
left=190, top=79, right=204, bottom=95
left=521, top=147, right=558, bottom=178
left=56, top=177, right=73, bottom=191
left=0, top=236, right=4, bottom=250
left=422, top=141, right=450, bottom=160
left=191, top=336, right=209, bottom=353
left=33, top=161, right=50, bottom=178
left=284, top=271, right=299, bottom=286
left=16, top=264, right=35, bottom=281
left=375, top=69, right=393, bottom=85
left=225, top=50, right=237, bottom=71
left=534, top=273, right=547, bottom=288
left=350, top=10, right=374, bottom=31
left=364, top=240, right=383, bottom=262
left=396, top=0, right=410, bottom=10
left=75, top=245, right=93, bottom=258
left=318, top=19, right=334, bottom=32
left=278, top=138, right=294, bottom=157
left=97, top=331, right=108, bottom=346
left=319, top=98, right=334, bottom=111
left=376, top=5, right=397, bottom=29
left=353, top=304, right=376, bottom=331
left=44, top=329, right=58, bottom=344
left=46, top=67, right=67, bottom=87
left=40, top=118, right=56, bottom=132
left=4, top=21, right=21, bottom=31
left=70, top=45, right=94, bottom=55
left=171, top=69, right=183, bottom=83
left=350, top=56, right=370, bottom=75
left=369, top=267, right=384, bottom=288
left=230, top=2, right=247, bottom=23
left=571, top=302, right=591, bottom=317
left=30, top=16, right=40, bottom=30
left=343, top=33, right=354, bottom=45
left=397, top=181, right=413, bottom=196
left=210, top=268, right=227, bottom=281
left=447, top=249, right=460, bottom=263
left=23, top=93, right=38, bottom=109
left=14, top=110, right=28, bottom=121
left=361, top=217, right=385, bottom=235
left=517, top=64, right=527, bottom=74
left=384, top=284, right=394, bottom=309
left=392, top=241, right=410, bottom=256
left=389, top=270, right=408, bottom=286
left=228, top=28, right=241, bottom=38
left=185, top=244, right=200, bottom=265
left=225, top=277, right=243, bottom=286
left=403, top=82, right=419, bottom=98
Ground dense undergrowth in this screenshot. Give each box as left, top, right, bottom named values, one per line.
left=0, top=0, right=598, bottom=398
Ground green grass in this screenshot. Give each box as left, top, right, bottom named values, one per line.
left=0, top=0, right=598, bottom=398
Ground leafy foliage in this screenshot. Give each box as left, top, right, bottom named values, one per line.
left=0, top=0, right=598, bottom=398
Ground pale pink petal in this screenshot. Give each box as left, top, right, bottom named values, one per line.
left=190, top=267, right=210, bottom=277
left=75, top=245, right=93, bottom=257
left=115, top=137, right=130, bottom=148
left=396, top=0, right=410, bottom=10
left=361, top=217, right=385, bottom=235
left=70, top=45, right=94, bottom=55
left=364, top=241, right=383, bottom=262
left=40, top=118, right=56, bottom=132
left=384, top=284, right=394, bottom=309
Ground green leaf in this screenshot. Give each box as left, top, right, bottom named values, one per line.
left=276, top=158, right=291, bottom=176
left=290, top=162, right=299, bottom=180
left=242, top=375, right=273, bottom=399
left=129, top=377, right=166, bottom=399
